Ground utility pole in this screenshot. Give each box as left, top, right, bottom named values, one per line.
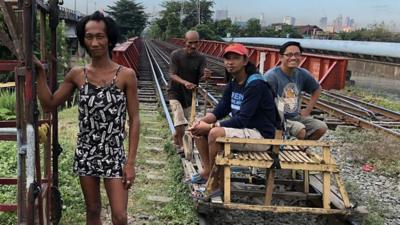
left=197, top=0, right=201, bottom=25
left=74, top=0, right=76, bottom=19
left=180, top=0, right=184, bottom=23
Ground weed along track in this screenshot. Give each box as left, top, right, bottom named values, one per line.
left=117, top=40, right=197, bottom=224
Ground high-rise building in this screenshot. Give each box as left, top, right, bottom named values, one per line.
left=319, top=17, right=328, bottom=29
left=342, top=16, right=355, bottom=32
left=260, top=13, right=266, bottom=27
left=333, top=15, right=343, bottom=32
left=215, top=10, right=228, bottom=21
left=283, top=16, right=295, bottom=26
left=344, top=16, right=351, bottom=27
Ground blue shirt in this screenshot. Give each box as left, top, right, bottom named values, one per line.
left=212, top=74, right=276, bottom=138
left=263, top=67, right=320, bottom=119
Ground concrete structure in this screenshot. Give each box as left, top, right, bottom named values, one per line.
left=283, top=16, right=295, bottom=26
left=347, top=60, right=400, bottom=95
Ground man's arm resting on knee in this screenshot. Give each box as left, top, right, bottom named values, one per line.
left=301, top=87, right=321, bottom=117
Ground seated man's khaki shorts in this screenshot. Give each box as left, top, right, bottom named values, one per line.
left=286, top=116, right=328, bottom=138
left=170, top=99, right=191, bottom=127
left=223, top=127, right=270, bottom=151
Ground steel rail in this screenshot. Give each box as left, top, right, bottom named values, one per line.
left=321, top=91, right=377, bottom=119
left=143, top=41, right=175, bottom=134
left=325, top=90, right=400, bottom=121
left=145, top=42, right=168, bottom=86
left=302, top=96, right=400, bottom=138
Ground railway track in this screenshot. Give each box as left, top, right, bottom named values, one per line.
left=142, top=40, right=361, bottom=225
left=151, top=39, right=400, bottom=139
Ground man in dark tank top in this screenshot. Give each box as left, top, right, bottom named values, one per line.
left=168, top=30, right=211, bottom=152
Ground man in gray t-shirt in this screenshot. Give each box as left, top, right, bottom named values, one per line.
left=263, top=41, right=327, bottom=140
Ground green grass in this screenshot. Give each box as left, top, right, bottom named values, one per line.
left=0, top=90, right=16, bottom=120
left=335, top=128, right=400, bottom=176
left=128, top=110, right=197, bottom=225
left=0, top=142, right=18, bottom=225
left=345, top=182, right=386, bottom=225
left=0, top=105, right=198, bottom=224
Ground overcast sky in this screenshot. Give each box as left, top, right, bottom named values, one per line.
left=64, top=0, right=400, bottom=29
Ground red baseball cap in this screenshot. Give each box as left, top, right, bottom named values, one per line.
left=223, top=43, right=249, bottom=57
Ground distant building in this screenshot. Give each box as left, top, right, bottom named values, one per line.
left=270, top=23, right=285, bottom=31
left=333, top=15, right=343, bottom=32
left=215, top=10, right=228, bottom=21
left=294, top=25, right=323, bottom=37
left=260, top=13, right=266, bottom=27
left=342, top=16, right=355, bottom=32
left=319, top=17, right=328, bottom=29
left=344, top=16, right=351, bottom=27
left=283, top=16, right=295, bottom=26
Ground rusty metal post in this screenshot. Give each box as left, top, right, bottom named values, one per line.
left=49, top=1, right=63, bottom=224
left=39, top=7, right=52, bottom=223
left=22, top=0, right=41, bottom=224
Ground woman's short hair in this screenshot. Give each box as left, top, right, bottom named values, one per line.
left=75, top=11, right=122, bottom=57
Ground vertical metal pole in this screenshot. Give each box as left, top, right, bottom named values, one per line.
left=49, top=1, right=63, bottom=224
left=23, top=0, right=40, bottom=224
left=197, top=0, right=200, bottom=25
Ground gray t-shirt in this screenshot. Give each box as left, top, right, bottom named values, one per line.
left=263, top=66, right=320, bottom=119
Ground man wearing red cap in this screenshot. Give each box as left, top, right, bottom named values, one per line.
left=189, top=43, right=277, bottom=198
left=168, top=30, right=211, bottom=153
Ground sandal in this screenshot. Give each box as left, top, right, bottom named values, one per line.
left=191, top=189, right=223, bottom=201
left=185, top=174, right=207, bottom=184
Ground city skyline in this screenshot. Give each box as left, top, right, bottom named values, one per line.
left=64, top=0, right=400, bottom=31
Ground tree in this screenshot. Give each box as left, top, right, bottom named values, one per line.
left=165, top=13, right=182, bottom=39
left=226, top=23, right=242, bottom=37
left=335, top=23, right=400, bottom=42
left=153, top=0, right=214, bottom=40
left=245, top=18, right=261, bottom=37
left=213, top=18, right=232, bottom=37
left=281, top=25, right=303, bottom=38
left=106, top=0, right=148, bottom=38
left=146, top=23, right=162, bottom=40
left=194, top=24, right=220, bottom=41
left=181, top=0, right=214, bottom=29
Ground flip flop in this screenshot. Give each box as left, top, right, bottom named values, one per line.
left=185, top=173, right=207, bottom=184
left=191, top=189, right=223, bottom=201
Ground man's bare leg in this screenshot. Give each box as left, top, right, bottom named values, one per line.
left=174, top=125, right=185, bottom=149
left=207, top=127, right=225, bottom=192
left=194, top=136, right=210, bottom=179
